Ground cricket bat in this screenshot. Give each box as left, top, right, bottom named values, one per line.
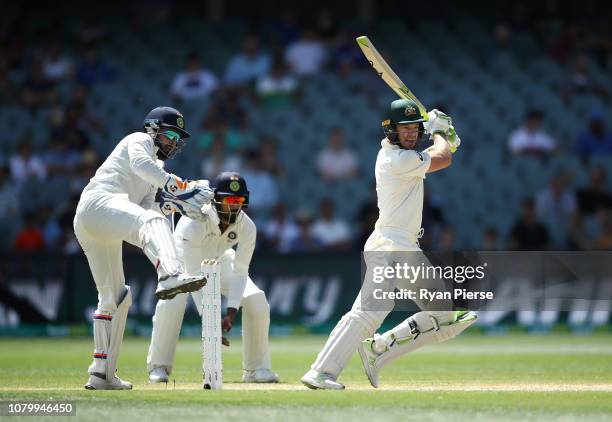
left=356, top=35, right=429, bottom=121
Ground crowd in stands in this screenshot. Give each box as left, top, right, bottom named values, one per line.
left=1, top=3, right=611, bottom=254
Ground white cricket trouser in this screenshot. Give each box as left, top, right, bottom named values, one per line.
left=147, top=251, right=272, bottom=374
left=74, top=191, right=175, bottom=376
left=74, top=192, right=152, bottom=312
left=311, top=228, right=455, bottom=377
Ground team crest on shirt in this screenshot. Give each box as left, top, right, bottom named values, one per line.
left=228, top=231, right=237, bottom=240
left=404, top=106, right=417, bottom=116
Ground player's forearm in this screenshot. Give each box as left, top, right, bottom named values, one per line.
left=426, top=134, right=452, bottom=173
left=129, top=146, right=171, bottom=187
left=226, top=274, right=248, bottom=309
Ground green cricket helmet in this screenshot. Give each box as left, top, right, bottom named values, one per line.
left=382, top=99, right=426, bottom=147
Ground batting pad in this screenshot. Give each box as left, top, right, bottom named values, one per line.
left=376, top=311, right=477, bottom=370
left=106, top=286, right=132, bottom=380
left=311, top=312, right=373, bottom=377
left=140, top=216, right=182, bottom=278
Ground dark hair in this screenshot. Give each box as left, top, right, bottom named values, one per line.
left=526, top=109, right=543, bottom=120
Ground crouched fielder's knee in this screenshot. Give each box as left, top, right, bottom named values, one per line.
left=241, top=290, right=269, bottom=320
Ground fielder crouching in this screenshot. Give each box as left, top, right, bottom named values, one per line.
left=147, top=172, right=279, bottom=384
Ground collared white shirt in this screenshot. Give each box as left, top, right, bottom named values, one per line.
left=370, top=138, right=431, bottom=247
left=80, top=132, right=168, bottom=208
left=174, top=211, right=256, bottom=309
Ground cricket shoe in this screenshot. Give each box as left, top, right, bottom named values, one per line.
left=301, top=369, right=345, bottom=390
left=149, top=367, right=169, bottom=383
left=358, top=337, right=381, bottom=388
left=243, top=368, right=279, bottom=383
left=85, top=373, right=133, bottom=390
left=155, top=273, right=206, bottom=300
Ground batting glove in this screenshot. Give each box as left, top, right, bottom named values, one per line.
left=448, top=125, right=461, bottom=153
left=424, top=109, right=453, bottom=138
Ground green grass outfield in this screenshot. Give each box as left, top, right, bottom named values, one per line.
left=1, top=333, right=611, bottom=421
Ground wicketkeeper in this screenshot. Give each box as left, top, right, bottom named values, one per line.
left=302, top=99, right=477, bottom=389
left=147, top=172, right=278, bottom=383
left=74, top=106, right=213, bottom=390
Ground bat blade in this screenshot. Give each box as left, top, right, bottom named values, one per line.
left=356, top=35, right=428, bottom=121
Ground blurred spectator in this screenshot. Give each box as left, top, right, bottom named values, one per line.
left=420, top=191, right=446, bottom=250
left=44, top=136, right=83, bottom=176
left=255, top=58, right=299, bottom=109
left=75, top=47, right=115, bottom=86
left=13, top=212, right=44, bottom=251
left=42, top=44, right=73, bottom=82
left=481, top=227, right=501, bottom=250
left=50, top=106, right=91, bottom=152
left=224, top=34, right=271, bottom=87
left=0, top=68, right=20, bottom=106
left=315, top=9, right=338, bottom=41
left=268, top=12, right=300, bottom=47
left=200, top=92, right=248, bottom=136
left=549, top=24, right=578, bottom=65
left=20, top=60, right=58, bottom=111
left=201, top=137, right=243, bottom=180
left=576, top=111, right=612, bottom=160
left=57, top=196, right=81, bottom=254
left=287, top=209, right=322, bottom=253
left=331, top=31, right=367, bottom=76
left=433, top=226, right=456, bottom=251
left=198, top=119, right=243, bottom=153
left=316, top=128, right=358, bottom=181
left=576, top=166, right=612, bottom=215
left=0, top=165, right=20, bottom=219
left=38, top=205, right=62, bottom=249
left=170, top=52, right=218, bottom=101
left=69, top=151, right=99, bottom=195
left=536, top=171, right=577, bottom=248
left=485, top=24, right=514, bottom=62
left=312, top=199, right=352, bottom=251
left=563, top=54, right=609, bottom=102
left=509, top=198, right=550, bottom=250
left=9, top=139, right=47, bottom=185
left=285, top=29, right=327, bottom=77
left=508, top=110, right=557, bottom=156
left=262, top=203, right=299, bottom=253
left=67, top=86, right=103, bottom=133
left=258, top=135, right=285, bottom=178
left=594, top=210, right=612, bottom=250
left=354, top=183, right=378, bottom=250
left=241, top=150, right=279, bottom=215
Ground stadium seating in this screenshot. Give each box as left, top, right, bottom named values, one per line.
left=1, top=17, right=610, bottom=250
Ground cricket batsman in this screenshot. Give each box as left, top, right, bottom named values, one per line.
left=74, top=106, right=214, bottom=390
left=301, top=99, right=477, bottom=389
left=147, top=172, right=279, bottom=383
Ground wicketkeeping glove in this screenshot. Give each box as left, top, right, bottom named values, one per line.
left=157, top=177, right=214, bottom=221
